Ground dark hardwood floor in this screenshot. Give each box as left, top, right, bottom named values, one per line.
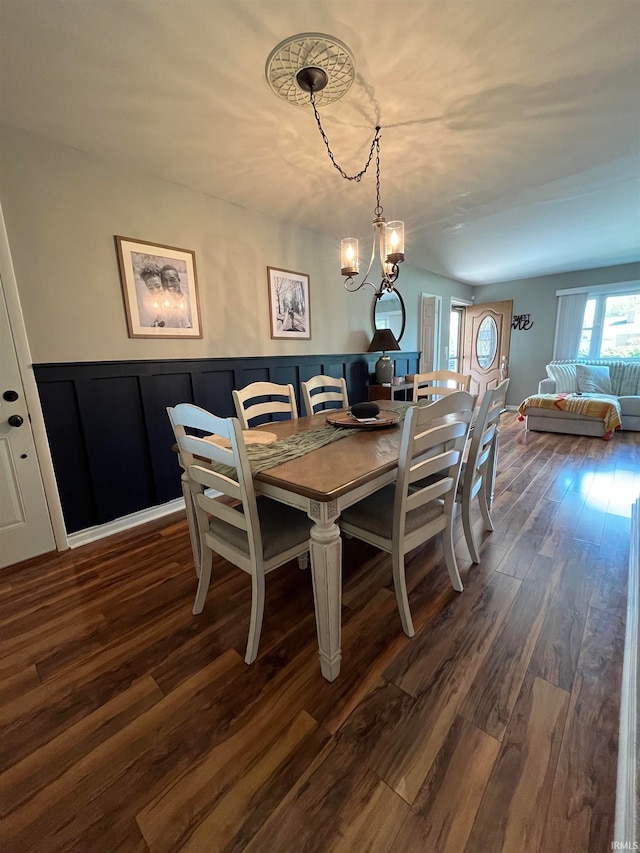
left=1, top=417, right=637, bottom=852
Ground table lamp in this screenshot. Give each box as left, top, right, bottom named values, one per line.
left=368, top=328, right=400, bottom=385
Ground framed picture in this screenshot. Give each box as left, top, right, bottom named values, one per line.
left=267, top=266, right=311, bottom=340
left=115, top=236, right=202, bottom=338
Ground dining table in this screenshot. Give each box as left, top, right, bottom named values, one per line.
left=182, top=398, right=500, bottom=682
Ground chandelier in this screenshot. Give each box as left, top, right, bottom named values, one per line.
left=265, top=34, right=405, bottom=294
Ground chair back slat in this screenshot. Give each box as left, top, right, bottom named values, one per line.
left=410, top=448, right=459, bottom=484
left=412, top=370, right=471, bottom=401
left=232, top=381, right=298, bottom=428
left=412, top=419, right=469, bottom=455
left=475, top=444, right=492, bottom=473
left=302, top=375, right=349, bottom=415
left=406, top=475, right=455, bottom=510
left=195, top=488, right=248, bottom=530
left=189, top=463, right=243, bottom=503
left=179, top=433, right=235, bottom=468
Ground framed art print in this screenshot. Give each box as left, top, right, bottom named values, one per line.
left=267, top=267, right=311, bottom=340
left=115, top=236, right=202, bottom=338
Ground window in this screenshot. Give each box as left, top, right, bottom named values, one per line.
left=579, top=292, right=640, bottom=359
left=449, top=305, right=465, bottom=371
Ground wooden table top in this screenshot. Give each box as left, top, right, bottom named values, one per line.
left=253, top=403, right=406, bottom=503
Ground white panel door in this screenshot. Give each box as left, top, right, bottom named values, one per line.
left=0, top=273, right=55, bottom=568
left=419, top=295, right=440, bottom=373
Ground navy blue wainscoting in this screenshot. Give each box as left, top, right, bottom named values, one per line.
left=34, top=352, right=419, bottom=534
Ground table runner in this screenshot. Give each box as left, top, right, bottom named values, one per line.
left=245, top=426, right=352, bottom=473
left=203, top=403, right=419, bottom=479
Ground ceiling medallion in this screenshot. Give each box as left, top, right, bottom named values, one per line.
left=265, top=33, right=355, bottom=107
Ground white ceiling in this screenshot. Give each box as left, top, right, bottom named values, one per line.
left=1, top=0, right=639, bottom=285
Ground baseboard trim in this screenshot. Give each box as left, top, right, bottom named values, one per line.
left=68, top=497, right=186, bottom=549
left=615, top=496, right=640, bottom=845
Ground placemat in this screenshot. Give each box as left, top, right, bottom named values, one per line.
left=204, top=430, right=277, bottom=449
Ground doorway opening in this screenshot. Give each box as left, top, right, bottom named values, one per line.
left=419, top=294, right=441, bottom=373
left=449, top=303, right=466, bottom=371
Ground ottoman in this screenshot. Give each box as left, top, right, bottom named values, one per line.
left=518, top=393, right=622, bottom=440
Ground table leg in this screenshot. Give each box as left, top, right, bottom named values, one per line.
left=308, top=499, right=342, bottom=681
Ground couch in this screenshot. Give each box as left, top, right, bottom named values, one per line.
left=519, top=360, right=640, bottom=437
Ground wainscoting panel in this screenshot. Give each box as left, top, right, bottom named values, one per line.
left=36, top=378, right=98, bottom=533
left=139, top=371, right=195, bottom=504
left=192, top=368, right=236, bottom=417
left=79, top=374, right=155, bottom=522
left=34, top=351, right=419, bottom=534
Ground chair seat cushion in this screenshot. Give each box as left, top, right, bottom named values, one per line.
left=208, top=496, right=312, bottom=560
left=340, top=483, right=444, bottom=539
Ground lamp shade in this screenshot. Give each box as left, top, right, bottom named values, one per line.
left=368, top=328, right=401, bottom=353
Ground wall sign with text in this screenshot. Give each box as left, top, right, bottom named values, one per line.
left=512, top=313, right=534, bottom=330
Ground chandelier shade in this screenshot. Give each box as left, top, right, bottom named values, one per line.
left=341, top=238, right=359, bottom=277
left=384, top=222, right=405, bottom=266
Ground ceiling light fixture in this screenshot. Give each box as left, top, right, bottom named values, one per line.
left=265, top=33, right=404, bottom=295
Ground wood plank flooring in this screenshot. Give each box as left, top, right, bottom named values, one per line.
left=1, top=417, right=638, bottom=852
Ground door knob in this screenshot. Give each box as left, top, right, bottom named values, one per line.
left=3, top=390, right=19, bottom=402
left=8, top=414, right=24, bottom=428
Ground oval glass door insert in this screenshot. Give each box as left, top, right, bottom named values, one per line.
left=476, top=316, right=498, bottom=368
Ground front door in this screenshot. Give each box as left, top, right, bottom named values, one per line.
left=462, top=300, right=512, bottom=398
left=0, top=272, right=55, bottom=568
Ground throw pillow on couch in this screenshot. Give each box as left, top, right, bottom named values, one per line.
left=546, top=363, right=577, bottom=394
left=576, top=364, right=613, bottom=395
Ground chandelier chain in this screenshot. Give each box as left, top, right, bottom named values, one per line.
left=374, top=135, right=382, bottom=217
left=310, top=91, right=381, bottom=183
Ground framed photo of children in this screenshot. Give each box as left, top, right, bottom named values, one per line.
left=115, top=236, right=202, bottom=338
left=267, top=266, right=311, bottom=340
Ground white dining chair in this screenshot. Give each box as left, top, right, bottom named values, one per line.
left=167, top=403, right=312, bottom=664
left=457, top=378, right=510, bottom=563
left=232, top=381, right=298, bottom=429
left=412, top=370, right=471, bottom=401
left=338, top=391, right=475, bottom=637
left=301, top=374, right=349, bottom=415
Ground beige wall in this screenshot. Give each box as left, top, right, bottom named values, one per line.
left=3, top=123, right=636, bottom=407
left=0, top=123, right=470, bottom=364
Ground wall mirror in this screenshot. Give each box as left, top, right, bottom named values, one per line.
left=372, top=289, right=406, bottom=343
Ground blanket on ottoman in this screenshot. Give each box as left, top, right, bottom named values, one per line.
left=518, top=393, right=622, bottom=439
